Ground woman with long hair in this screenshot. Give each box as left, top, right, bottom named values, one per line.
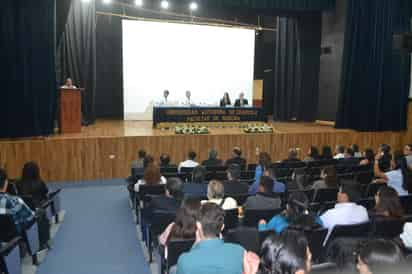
left=17, top=161, right=48, bottom=206
left=134, top=163, right=166, bottom=192
left=320, top=145, right=333, bottom=160
left=259, top=192, right=320, bottom=233
left=220, top=92, right=232, bottom=107
left=304, top=146, right=320, bottom=162
left=360, top=148, right=375, bottom=166
left=369, top=186, right=404, bottom=219
left=374, top=150, right=411, bottom=196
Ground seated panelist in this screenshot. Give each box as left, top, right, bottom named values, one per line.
left=161, top=89, right=170, bottom=105
left=219, top=92, right=231, bottom=107
left=234, top=92, right=248, bottom=107
left=183, top=90, right=195, bottom=105
left=61, top=78, right=77, bottom=89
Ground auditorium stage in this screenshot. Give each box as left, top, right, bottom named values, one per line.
left=0, top=119, right=408, bottom=182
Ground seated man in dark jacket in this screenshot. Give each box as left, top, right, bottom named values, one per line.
left=149, top=177, right=183, bottom=213
left=223, top=164, right=249, bottom=196
left=225, top=147, right=246, bottom=170
left=243, top=176, right=281, bottom=210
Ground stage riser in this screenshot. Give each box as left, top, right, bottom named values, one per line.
left=0, top=131, right=405, bottom=182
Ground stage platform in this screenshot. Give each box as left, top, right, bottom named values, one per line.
left=0, top=119, right=408, bottom=182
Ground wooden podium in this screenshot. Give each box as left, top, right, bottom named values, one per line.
left=60, top=88, right=82, bottom=134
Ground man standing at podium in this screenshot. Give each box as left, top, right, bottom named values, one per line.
left=61, top=78, right=77, bottom=89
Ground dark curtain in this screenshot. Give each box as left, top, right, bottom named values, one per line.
left=336, top=0, right=411, bottom=131
left=95, top=15, right=124, bottom=119
left=57, top=0, right=96, bottom=124
left=0, top=0, right=56, bottom=138
left=198, top=0, right=335, bottom=10
left=272, top=14, right=321, bottom=121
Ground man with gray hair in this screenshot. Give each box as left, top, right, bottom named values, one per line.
left=234, top=92, right=248, bottom=107
left=202, top=148, right=223, bottom=167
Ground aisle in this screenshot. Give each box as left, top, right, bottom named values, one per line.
left=37, top=182, right=150, bottom=274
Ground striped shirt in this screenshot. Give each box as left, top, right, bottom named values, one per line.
left=0, top=193, right=34, bottom=232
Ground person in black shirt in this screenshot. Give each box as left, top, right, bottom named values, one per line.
left=225, top=147, right=246, bottom=169
left=17, top=162, right=48, bottom=207
left=234, top=92, right=248, bottom=107
left=149, top=177, right=183, bottom=213
left=220, top=92, right=231, bottom=107
left=202, top=149, right=223, bottom=167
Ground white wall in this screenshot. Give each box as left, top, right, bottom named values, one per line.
left=122, top=20, right=255, bottom=120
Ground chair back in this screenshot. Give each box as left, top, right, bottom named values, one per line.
left=224, top=227, right=260, bottom=253
left=356, top=198, right=375, bottom=210
left=137, top=185, right=166, bottom=201
left=247, top=164, right=257, bottom=171
left=325, top=222, right=370, bottom=246
left=150, top=211, right=176, bottom=237
left=371, top=218, right=404, bottom=239
left=400, top=195, right=412, bottom=214
left=365, top=183, right=382, bottom=198
left=0, top=215, right=18, bottom=242
left=312, top=188, right=338, bottom=203
left=165, top=239, right=195, bottom=271
left=183, top=183, right=208, bottom=198
left=243, top=208, right=283, bottom=227
left=180, top=167, right=195, bottom=174
left=224, top=209, right=239, bottom=231
left=356, top=171, right=374, bottom=185
left=240, top=171, right=255, bottom=180
left=205, top=166, right=227, bottom=172
left=304, top=228, right=329, bottom=263
left=160, top=166, right=178, bottom=174
left=230, top=194, right=249, bottom=205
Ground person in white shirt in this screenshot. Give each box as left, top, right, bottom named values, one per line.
left=201, top=180, right=237, bottom=210
left=320, top=183, right=369, bottom=234
left=61, top=78, right=77, bottom=89
left=373, top=150, right=410, bottom=196
left=161, top=90, right=170, bottom=105
left=333, top=144, right=345, bottom=159
left=184, top=90, right=193, bottom=105
left=178, top=151, right=199, bottom=173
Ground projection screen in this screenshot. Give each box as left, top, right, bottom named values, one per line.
left=122, top=20, right=256, bottom=120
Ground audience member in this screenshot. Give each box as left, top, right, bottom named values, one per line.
left=311, top=166, right=338, bottom=190
left=134, top=163, right=166, bottom=192
left=373, top=150, right=411, bottom=196
left=244, top=176, right=281, bottom=210
left=17, top=161, right=49, bottom=207
left=160, top=153, right=172, bottom=168
left=143, top=155, right=155, bottom=169
left=259, top=191, right=321, bottom=233
left=282, top=148, right=302, bottom=164
left=304, top=146, right=320, bottom=162
left=320, top=183, right=369, bottom=232
left=352, top=144, right=362, bottom=158
left=149, top=177, right=183, bottom=213
left=249, top=167, right=285, bottom=195
left=249, top=152, right=272, bottom=194
left=191, top=165, right=207, bottom=183
left=321, top=145, right=334, bottom=160
left=345, top=147, right=355, bottom=158
left=224, top=164, right=249, bottom=196
left=178, top=151, right=199, bottom=173
left=0, top=168, right=34, bottom=233
left=334, top=145, right=345, bottom=159
left=131, top=149, right=146, bottom=169
left=225, top=147, right=246, bottom=169
left=357, top=239, right=404, bottom=274
left=176, top=203, right=244, bottom=274
left=244, top=230, right=312, bottom=274
left=378, top=144, right=392, bottom=172
left=202, top=148, right=223, bottom=167
left=404, top=144, right=412, bottom=168
left=360, top=148, right=375, bottom=166
left=369, top=186, right=403, bottom=220
left=159, top=198, right=201, bottom=246
left=400, top=222, right=412, bottom=250
left=201, top=180, right=237, bottom=210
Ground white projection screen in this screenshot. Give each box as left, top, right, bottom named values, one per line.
left=122, top=20, right=256, bottom=120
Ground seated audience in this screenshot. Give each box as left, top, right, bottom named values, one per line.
left=249, top=167, right=285, bottom=195
left=373, top=150, right=411, bottom=196
left=282, top=148, right=302, bottom=164
left=176, top=203, right=244, bottom=274
left=202, top=148, right=223, bottom=167
left=320, top=183, right=369, bottom=232
left=201, top=180, right=237, bottom=210
left=404, top=144, right=412, bottom=168
left=131, top=149, right=146, bottom=169
left=378, top=144, right=392, bottom=172
left=17, top=161, right=48, bottom=207
left=159, top=153, right=172, bottom=168
left=352, top=144, right=362, bottom=158
left=224, top=164, right=249, bottom=196
left=304, top=146, right=320, bottom=162
left=244, top=176, right=281, bottom=210
left=178, top=151, right=199, bottom=173
left=344, top=147, right=355, bottom=158
left=134, top=163, right=166, bottom=192
left=321, top=145, right=334, bottom=160
left=357, top=239, right=404, bottom=274
left=159, top=198, right=201, bottom=246
left=369, top=186, right=403, bottom=220
left=360, top=148, right=375, bottom=166
left=0, top=168, right=34, bottom=233
left=259, top=191, right=321, bottom=234
left=244, top=230, right=312, bottom=274
left=400, top=222, right=412, bottom=250
left=311, top=166, right=338, bottom=190
left=191, top=165, right=207, bottom=183
left=225, top=147, right=246, bottom=169
left=143, top=155, right=155, bottom=169
left=334, top=145, right=345, bottom=159
left=149, top=177, right=183, bottom=213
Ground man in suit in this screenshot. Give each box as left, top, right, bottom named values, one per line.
left=224, top=164, right=249, bottom=196
left=148, top=177, right=183, bottom=213
left=225, top=147, right=246, bottom=169
left=234, top=92, right=248, bottom=107
left=176, top=203, right=244, bottom=274
left=244, top=176, right=281, bottom=210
